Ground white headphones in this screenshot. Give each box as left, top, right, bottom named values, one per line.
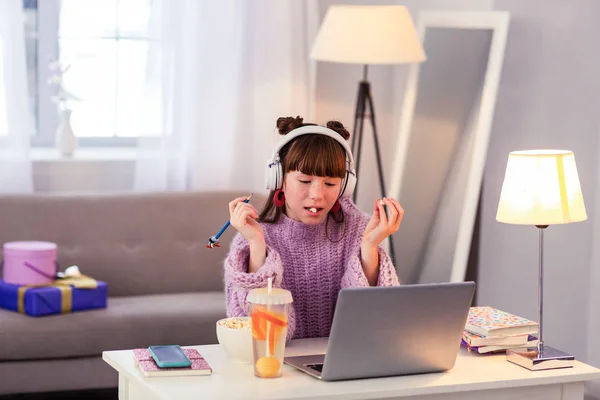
left=265, top=125, right=357, bottom=198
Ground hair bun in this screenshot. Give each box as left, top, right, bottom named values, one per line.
left=326, top=120, right=350, bottom=140
left=276, top=116, right=304, bottom=135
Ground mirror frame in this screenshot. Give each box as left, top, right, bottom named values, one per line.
left=389, top=11, right=510, bottom=283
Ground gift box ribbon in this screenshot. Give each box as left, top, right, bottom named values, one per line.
left=17, top=275, right=98, bottom=314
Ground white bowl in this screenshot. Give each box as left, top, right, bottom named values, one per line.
left=216, top=317, right=253, bottom=364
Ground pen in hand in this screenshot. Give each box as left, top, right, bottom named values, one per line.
left=207, top=194, right=253, bottom=248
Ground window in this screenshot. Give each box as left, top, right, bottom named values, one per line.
left=24, top=0, right=153, bottom=147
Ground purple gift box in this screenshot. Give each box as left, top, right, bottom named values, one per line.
left=0, top=279, right=108, bottom=317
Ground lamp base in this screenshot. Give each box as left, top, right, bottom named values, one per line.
left=506, top=346, right=574, bottom=371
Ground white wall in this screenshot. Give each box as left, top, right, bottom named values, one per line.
left=33, top=160, right=133, bottom=193
left=587, top=128, right=600, bottom=394
left=30, top=148, right=135, bottom=193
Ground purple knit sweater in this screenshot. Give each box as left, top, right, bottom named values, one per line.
left=223, top=197, right=400, bottom=340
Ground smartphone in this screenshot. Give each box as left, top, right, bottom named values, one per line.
left=148, top=345, right=192, bottom=368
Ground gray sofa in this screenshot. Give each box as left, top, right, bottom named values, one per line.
left=0, top=190, right=262, bottom=395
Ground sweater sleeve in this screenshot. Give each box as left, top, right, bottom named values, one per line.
left=341, top=245, right=400, bottom=288
left=223, top=233, right=297, bottom=340
left=224, top=233, right=283, bottom=291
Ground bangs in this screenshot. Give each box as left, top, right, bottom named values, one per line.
left=282, top=135, right=347, bottom=178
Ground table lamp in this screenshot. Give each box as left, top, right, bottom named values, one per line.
left=310, top=5, right=426, bottom=263
left=496, top=150, right=587, bottom=370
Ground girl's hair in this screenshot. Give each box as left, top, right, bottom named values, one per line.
left=259, top=116, right=351, bottom=226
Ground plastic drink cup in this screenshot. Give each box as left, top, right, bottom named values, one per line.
left=247, top=283, right=293, bottom=378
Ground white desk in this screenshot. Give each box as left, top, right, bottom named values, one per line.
left=103, top=338, right=600, bottom=400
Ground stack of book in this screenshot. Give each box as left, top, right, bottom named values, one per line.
left=462, top=306, right=539, bottom=354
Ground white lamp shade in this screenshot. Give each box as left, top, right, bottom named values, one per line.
left=496, top=150, right=587, bottom=225
left=310, top=5, right=426, bottom=65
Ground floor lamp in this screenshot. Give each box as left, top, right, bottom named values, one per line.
left=310, top=5, right=426, bottom=264
left=496, top=150, right=587, bottom=370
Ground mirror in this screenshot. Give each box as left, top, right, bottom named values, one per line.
left=389, top=11, right=510, bottom=284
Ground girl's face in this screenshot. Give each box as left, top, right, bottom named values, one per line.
left=282, top=171, right=342, bottom=225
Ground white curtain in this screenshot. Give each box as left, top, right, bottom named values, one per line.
left=134, top=0, right=318, bottom=193
left=0, top=0, right=33, bottom=193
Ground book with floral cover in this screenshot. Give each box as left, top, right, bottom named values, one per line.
left=133, top=348, right=212, bottom=377
left=465, top=306, right=539, bottom=338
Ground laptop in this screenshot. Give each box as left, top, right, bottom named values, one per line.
left=284, top=281, right=475, bottom=381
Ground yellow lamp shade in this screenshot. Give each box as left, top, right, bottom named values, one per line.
left=496, top=150, right=587, bottom=225
left=310, top=5, right=426, bottom=65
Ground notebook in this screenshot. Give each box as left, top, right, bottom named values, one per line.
left=462, top=336, right=539, bottom=354
left=465, top=306, right=539, bottom=338
left=462, top=330, right=529, bottom=347
left=133, top=348, right=212, bottom=377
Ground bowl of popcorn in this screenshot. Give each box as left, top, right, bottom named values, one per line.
left=216, top=316, right=253, bottom=364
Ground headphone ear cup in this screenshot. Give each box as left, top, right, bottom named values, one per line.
left=265, top=160, right=283, bottom=191
left=274, top=162, right=283, bottom=190
left=340, top=170, right=357, bottom=198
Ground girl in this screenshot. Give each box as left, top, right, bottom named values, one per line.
left=224, top=116, right=403, bottom=340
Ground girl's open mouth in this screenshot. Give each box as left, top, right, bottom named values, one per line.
left=305, top=207, right=323, bottom=216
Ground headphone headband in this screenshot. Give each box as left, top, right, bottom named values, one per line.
left=265, top=125, right=357, bottom=197
left=269, top=125, right=355, bottom=167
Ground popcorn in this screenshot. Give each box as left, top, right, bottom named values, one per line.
left=218, top=317, right=252, bottom=330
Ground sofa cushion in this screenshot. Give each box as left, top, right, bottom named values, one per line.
left=0, top=292, right=226, bottom=361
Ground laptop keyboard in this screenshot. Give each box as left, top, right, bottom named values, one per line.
left=305, top=363, right=324, bottom=373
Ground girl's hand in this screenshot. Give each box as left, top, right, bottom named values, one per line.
left=362, top=197, right=404, bottom=248
left=229, top=197, right=264, bottom=245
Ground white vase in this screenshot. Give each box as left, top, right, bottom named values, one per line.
left=56, top=108, right=77, bottom=157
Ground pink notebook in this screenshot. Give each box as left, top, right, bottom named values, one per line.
left=133, top=348, right=212, bottom=377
